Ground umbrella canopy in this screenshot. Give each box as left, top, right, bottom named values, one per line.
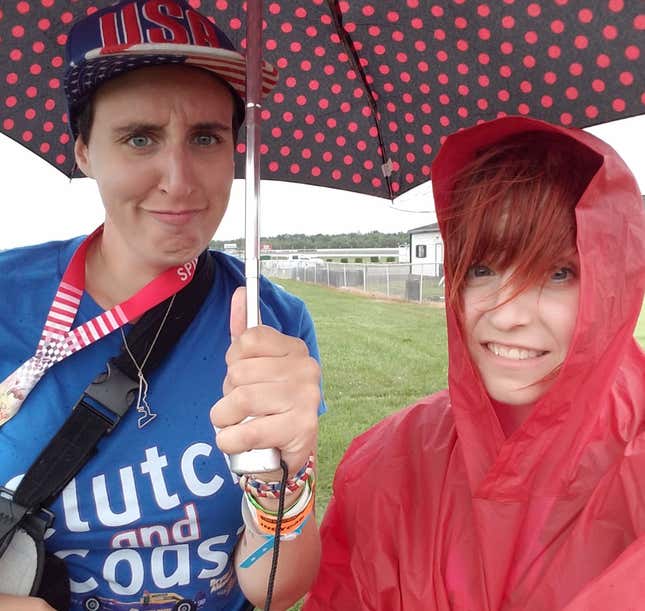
left=0, top=0, right=643, bottom=200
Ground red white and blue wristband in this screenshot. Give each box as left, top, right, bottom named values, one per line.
left=239, top=454, right=315, bottom=499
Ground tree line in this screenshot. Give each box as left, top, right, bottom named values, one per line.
left=211, top=231, right=408, bottom=251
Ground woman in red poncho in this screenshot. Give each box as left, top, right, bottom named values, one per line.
left=304, top=116, right=645, bottom=610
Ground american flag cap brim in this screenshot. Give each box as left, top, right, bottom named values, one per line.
left=88, top=43, right=278, bottom=98
left=64, top=42, right=278, bottom=138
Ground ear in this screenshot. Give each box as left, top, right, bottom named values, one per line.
left=74, top=136, right=93, bottom=178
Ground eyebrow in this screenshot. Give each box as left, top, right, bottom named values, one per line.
left=112, top=120, right=232, bottom=136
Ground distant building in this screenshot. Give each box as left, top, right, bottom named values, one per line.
left=408, top=223, right=443, bottom=276
left=398, top=243, right=411, bottom=263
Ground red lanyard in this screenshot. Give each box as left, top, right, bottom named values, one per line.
left=0, top=226, right=198, bottom=426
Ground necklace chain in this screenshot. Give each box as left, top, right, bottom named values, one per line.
left=120, top=294, right=176, bottom=429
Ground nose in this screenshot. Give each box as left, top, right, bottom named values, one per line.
left=486, top=280, right=537, bottom=331
left=158, top=145, right=196, bottom=200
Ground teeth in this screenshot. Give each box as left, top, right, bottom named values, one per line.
left=487, top=343, right=543, bottom=360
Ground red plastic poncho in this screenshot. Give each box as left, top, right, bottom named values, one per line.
left=304, top=117, right=645, bottom=610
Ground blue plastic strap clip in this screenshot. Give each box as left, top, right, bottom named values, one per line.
left=76, top=361, right=138, bottom=432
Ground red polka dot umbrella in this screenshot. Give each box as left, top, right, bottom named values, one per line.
left=1, top=0, right=643, bottom=201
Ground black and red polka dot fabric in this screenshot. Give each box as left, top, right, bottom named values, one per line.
left=1, top=0, right=643, bottom=200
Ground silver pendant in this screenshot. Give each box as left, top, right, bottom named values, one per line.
left=135, top=373, right=157, bottom=429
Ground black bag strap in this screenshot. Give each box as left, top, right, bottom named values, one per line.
left=9, top=250, right=214, bottom=515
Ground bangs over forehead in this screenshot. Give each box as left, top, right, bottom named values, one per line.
left=443, top=132, right=600, bottom=309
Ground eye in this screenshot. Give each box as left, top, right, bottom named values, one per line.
left=127, top=134, right=153, bottom=148
left=467, top=264, right=494, bottom=279
left=550, top=266, right=577, bottom=282
left=193, top=133, right=221, bottom=146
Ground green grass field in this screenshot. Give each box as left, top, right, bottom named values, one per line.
left=270, top=280, right=645, bottom=611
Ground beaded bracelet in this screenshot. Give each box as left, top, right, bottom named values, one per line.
left=239, top=453, right=315, bottom=499
left=245, top=477, right=315, bottom=537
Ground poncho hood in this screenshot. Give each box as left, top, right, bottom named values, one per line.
left=433, top=116, right=645, bottom=499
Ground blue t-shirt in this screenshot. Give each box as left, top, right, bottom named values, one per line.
left=0, top=237, right=325, bottom=610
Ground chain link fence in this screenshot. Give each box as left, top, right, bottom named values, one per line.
left=261, top=260, right=445, bottom=303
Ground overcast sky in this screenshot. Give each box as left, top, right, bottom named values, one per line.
left=0, top=115, right=642, bottom=250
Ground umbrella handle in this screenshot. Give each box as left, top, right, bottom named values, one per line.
left=229, top=440, right=281, bottom=475
left=228, top=0, right=281, bottom=476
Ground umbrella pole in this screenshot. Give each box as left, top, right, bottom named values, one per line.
left=244, top=0, right=262, bottom=331
left=230, top=0, right=281, bottom=474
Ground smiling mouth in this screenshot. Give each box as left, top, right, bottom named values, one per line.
left=148, top=209, right=201, bottom=224
left=152, top=210, right=199, bottom=216
left=485, top=342, right=547, bottom=360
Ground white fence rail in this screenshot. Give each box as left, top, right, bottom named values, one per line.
left=261, top=260, right=445, bottom=303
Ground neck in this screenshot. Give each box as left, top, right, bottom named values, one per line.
left=84, top=233, right=163, bottom=309
left=490, top=399, right=536, bottom=438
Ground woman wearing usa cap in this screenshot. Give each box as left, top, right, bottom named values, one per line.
left=0, top=1, right=323, bottom=610
left=305, top=116, right=645, bottom=610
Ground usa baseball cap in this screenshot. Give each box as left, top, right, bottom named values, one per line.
left=64, top=0, right=278, bottom=137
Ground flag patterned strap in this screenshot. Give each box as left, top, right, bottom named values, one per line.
left=239, top=454, right=315, bottom=499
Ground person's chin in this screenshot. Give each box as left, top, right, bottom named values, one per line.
left=151, top=239, right=205, bottom=268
